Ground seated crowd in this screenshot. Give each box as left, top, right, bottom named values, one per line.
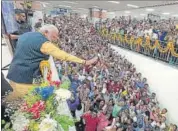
left=45, top=15, right=177, bottom=131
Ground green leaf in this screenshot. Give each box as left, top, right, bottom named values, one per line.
left=28, top=120, right=39, bottom=131
left=4, top=123, right=10, bottom=129
left=1, top=120, right=5, bottom=125
left=54, top=115, right=74, bottom=131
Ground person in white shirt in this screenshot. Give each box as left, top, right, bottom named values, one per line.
left=75, top=103, right=84, bottom=121
left=148, top=27, right=153, bottom=37
left=75, top=103, right=85, bottom=131
left=158, top=116, right=166, bottom=130
left=144, top=28, right=149, bottom=38
left=78, top=70, right=86, bottom=82
left=152, top=33, right=158, bottom=40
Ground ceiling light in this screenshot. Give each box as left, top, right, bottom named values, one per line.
left=127, top=4, right=139, bottom=8
left=162, top=12, right=170, bottom=15
left=82, top=14, right=87, bottom=17
left=172, top=14, right=178, bottom=17
left=42, top=4, right=47, bottom=8
left=140, top=14, right=146, bottom=16
left=108, top=1, right=120, bottom=4
left=109, top=12, right=115, bottom=14
left=93, top=6, right=99, bottom=8
left=58, top=5, right=71, bottom=8
left=40, top=2, right=49, bottom=5
left=78, top=8, right=87, bottom=10
left=73, top=10, right=79, bottom=12
left=62, top=1, right=78, bottom=4
left=146, top=8, right=154, bottom=12
left=125, top=11, right=131, bottom=13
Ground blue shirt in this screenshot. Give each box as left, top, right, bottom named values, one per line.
left=7, top=32, right=49, bottom=84
left=67, top=97, right=80, bottom=111
left=135, top=81, right=145, bottom=89
left=68, top=75, right=81, bottom=93
left=89, top=91, right=94, bottom=100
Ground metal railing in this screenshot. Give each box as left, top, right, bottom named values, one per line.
left=100, top=29, right=178, bottom=67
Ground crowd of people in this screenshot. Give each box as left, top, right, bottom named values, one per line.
left=99, top=17, right=178, bottom=65
left=45, top=15, right=177, bottom=131
left=101, top=17, right=178, bottom=46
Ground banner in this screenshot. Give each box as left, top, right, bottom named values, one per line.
left=2, top=1, right=18, bottom=34
left=50, top=8, right=68, bottom=15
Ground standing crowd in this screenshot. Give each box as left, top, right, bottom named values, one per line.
left=101, top=17, right=178, bottom=46
left=45, top=15, right=177, bottom=131
left=100, top=17, right=178, bottom=65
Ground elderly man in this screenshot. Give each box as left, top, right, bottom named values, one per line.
left=7, top=24, right=98, bottom=101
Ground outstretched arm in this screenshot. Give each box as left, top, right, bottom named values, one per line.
left=41, top=42, right=98, bottom=65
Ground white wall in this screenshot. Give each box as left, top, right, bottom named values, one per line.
left=114, top=4, right=178, bottom=20
left=111, top=45, right=178, bottom=124
left=31, top=11, right=44, bottom=31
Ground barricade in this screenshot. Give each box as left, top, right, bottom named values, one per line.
left=100, top=28, right=178, bottom=67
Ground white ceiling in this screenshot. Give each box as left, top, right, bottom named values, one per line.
left=114, top=4, right=178, bottom=19
left=41, top=1, right=178, bottom=18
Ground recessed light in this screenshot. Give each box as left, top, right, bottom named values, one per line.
left=172, top=14, right=178, bottom=17
left=146, top=8, right=154, bottom=12
left=127, top=4, right=139, bottom=8
left=140, top=14, right=146, bottom=16
left=93, top=6, right=99, bottom=8
left=108, top=1, right=120, bottom=4
left=62, top=1, right=78, bottom=4
left=109, top=12, right=115, bottom=14
left=40, top=2, right=50, bottom=5
left=58, top=5, right=71, bottom=8
left=125, top=11, right=131, bottom=13
left=162, top=12, right=170, bottom=15
left=78, top=8, right=87, bottom=10
left=42, top=4, right=47, bottom=8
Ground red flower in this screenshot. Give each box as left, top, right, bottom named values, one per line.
left=50, top=81, right=61, bottom=88
left=47, top=70, right=52, bottom=82
left=23, top=101, right=46, bottom=119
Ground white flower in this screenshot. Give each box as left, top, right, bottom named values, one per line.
left=39, top=115, right=58, bottom=131
left=57, top=101, right=72, bottom=116
left=55, top=88, right=71, bottom=101
left=12, top=112, right=29, bottom=131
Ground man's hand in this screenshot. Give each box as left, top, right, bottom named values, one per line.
left=9, top=34, right=19, bottom=40
left=85, top=56, right=99, bottom=66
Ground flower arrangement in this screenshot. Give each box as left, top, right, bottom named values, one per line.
left=2, top=82, right=74, bottom=131
left=39, top=115, right=58, bottom=131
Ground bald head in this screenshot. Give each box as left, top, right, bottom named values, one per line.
left=39, top=24, right=59, bottom=42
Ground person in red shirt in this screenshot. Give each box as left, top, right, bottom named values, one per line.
left=112, top=80, right=121, bottom=93
left=82, top=109, right=99, bottom=131
left=107, top=80, right=114, bottom=93
left=90, top=25, right=96, bottom=34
